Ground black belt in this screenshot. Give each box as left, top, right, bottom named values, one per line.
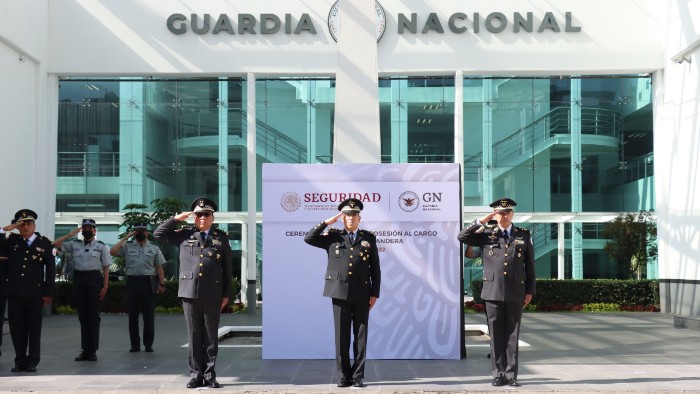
left=74, top=270, right=100, bottom=274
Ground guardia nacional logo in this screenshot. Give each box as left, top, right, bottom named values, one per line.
left=328, top=0, right=386, bottom=43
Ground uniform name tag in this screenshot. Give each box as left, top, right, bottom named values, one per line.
left=515, top=240, right=525, bottom=245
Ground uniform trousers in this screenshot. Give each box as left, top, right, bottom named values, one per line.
left=126, top=276, right=156, bottom=349
left=8, top=296, right=43, bottom=368
left=332, top=297, right=369, bottom=380
left=0, top=295, right=5, bottom=357
left=182, top=298, right=221, bottom=380
left=73, top=270, right=102, bottom=355
left=485, top=300, right=523, bottom=380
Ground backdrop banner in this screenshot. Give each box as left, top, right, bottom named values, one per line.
left=262, top=163, right=462, bottom=359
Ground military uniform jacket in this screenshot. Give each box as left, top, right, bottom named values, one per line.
left=304, top=222, right=381, bottom=301
left=0, top=232, right=56, bottom=299
left=457, top=220, right=535, bottom=303
left=153, top=218, right=232, bottom=303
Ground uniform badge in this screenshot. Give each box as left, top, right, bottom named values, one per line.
left=515, top=239, right=525, bottom=245
left=361, top=240, right=370, bottom=247
left=212, top=239, right=221, bottom=246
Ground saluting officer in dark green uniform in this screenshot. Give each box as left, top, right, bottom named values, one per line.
left=0, top=210, right=55, bottom=373
left=110, top=223, right=166, bottom=353
left=55, top=218, right=111, bottom=362
left=304, top=198, right=381, bottom=389
left=154, top=197, right=232, bottom=390
left=457, top=198, right=536, bottom=388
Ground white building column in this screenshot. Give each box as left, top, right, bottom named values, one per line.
left=245, top=73, right=257, bottom=313
left=570, top=79, right=583, bottom=279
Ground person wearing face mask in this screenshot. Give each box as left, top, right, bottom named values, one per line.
left=457, top=198, right=536, bottom=388
left=109, top=223, right=166, bottom=353
left=0, top=210, right=56, bottom=373
left=54, top=218, right=111, bottom=362
left=153, top=197, right=232, bottom=389
left=304, top=198, right=381, bottom=389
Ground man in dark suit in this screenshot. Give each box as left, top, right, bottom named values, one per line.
left=154, top=197, right=232, bottom=389
left=304, top=198, right=381, bottom=388
left=457, top=198, right=536, bottom=387
left=0, top=209, right=56, bottom=373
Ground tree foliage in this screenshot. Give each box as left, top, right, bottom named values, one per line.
left=603, top=212, right=657, bottom=279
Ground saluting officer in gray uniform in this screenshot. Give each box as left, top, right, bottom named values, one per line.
left=154, top=197, right=232, bottom=390
left=109, top=223, right=166, bottom=353
left=457, top=198, right=536, bottom=388
left=0, top=210, right=56, bottom=373
left=304, top=198, right=381, bottom=389
left=55, top=219, right=111, bottom=362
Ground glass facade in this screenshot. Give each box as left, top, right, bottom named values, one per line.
left=57, top=74, right=654, bottom=286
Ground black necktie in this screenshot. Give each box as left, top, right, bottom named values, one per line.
left=503, top=229, right=509, bottom=240
left=200, top=231, right=207, bottom=244
left=349, top=232, right=355, bottom=244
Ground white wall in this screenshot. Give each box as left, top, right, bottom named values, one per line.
left=45, top=0, right=666, bottom=76
left=656, top=0, right=700, bottom=314
left=0, top=0, right=55, bottom=236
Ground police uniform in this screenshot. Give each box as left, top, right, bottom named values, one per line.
left=153, top=197, right=232, bottom=387
left=61, top=218, right=111, bottom=361
left=457, top=198, right=536, bottom=386
left=304, top=198, right=381, bottom=387
left=0, top=209, right=56, bottom=372
left=115, top=223, right=165, bottom=352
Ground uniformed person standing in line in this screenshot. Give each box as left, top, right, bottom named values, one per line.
left=0, top=210, right=56, bottom=373
left=54, top=219, right=111, bottom=362
left=0, top=244, right=7, bottom=359
left=153, top=197, right=232, bottom=389
left=109, top=223, right=166, bottom=353
left=457, top=198, right=536, bottom=387
left=304, top=198, right=381, bottom=388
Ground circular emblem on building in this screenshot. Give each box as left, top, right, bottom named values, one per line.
left=398, top=191, right=419, bottom=212
left=328, top=0, right=386, bottom=43
left=280, top=192, right=301, bottom=212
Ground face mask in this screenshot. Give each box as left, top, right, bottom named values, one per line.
left=134, top=232, right=147, bottom=242
left=82, top=230, right=94, bottom=240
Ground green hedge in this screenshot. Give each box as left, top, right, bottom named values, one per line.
left=52, top=278, right=241, bottom=314
left=471, top=279, right=659, bottom=309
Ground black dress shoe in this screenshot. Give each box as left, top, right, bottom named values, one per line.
left=11, top=365, right=25, bottom=373
left=145, top=347, right=153, bottom=353
left=129, top=348, right=140, bottom=352
left=492, top=376, right=506, bottom=386
left=337, top=377, right=353, bottom=387
left=26, top=366, right=37, bottom=373
left=75, top=352, right=98, bottom=361
left=206, top=378, right=221, bottom=388
left=186, top=378, right=203, bottom=388
left=352, top=378, right=364, bottom=387
left=506, top=378, right=520, bottom=387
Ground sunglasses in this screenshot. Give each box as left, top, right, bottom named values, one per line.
left=194, top=212, right=212, bottom=218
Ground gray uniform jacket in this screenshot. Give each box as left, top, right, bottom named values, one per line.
left=0, top=232, right=56, bottom=299
left=458, top=220, right=536, bottom=303
left=304, top=222, right=381, bottom=301
left=153, top=218, right=232, bottom=303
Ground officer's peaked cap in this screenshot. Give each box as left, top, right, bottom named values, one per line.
left=338, top=198, right=363, bottom=215
left=82, top=218, right=97, bottom=227
left=14, top=209, right=37, bottom=222
left=191, top=197, right=217, bottom=213
left=489, top=198, right=517, bottom=211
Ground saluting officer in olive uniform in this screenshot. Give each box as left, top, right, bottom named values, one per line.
left=457, top=198, right=536, bottom=388
left=55, top=218, right=111, bottom=362
left=154, top=197, right=232, bottom=390
left=304, top=198, right=381, bottom=389
left=0, top=210, right=55, bottom=373
left=109, top=223, right=166, bottom=353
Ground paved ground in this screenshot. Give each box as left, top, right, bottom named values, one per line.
left=0, top=311, right=699, bottom=393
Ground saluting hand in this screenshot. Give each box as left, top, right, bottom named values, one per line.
left=2, top=221, right=20, bottom=232
left=479, top=211, right=498, bottom=225
left=174, top=212, right=193, bottom=222
left=69, top=226, right=81, bottom=237
left=324, top=212, right=344, bottom=226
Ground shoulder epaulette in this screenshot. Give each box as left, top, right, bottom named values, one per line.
left=328, top=228, right=342, bottom=233
left=213, top=228, right=229, bottom=236
left=515, top=226, right=530, bottom=233
left=97, top=240, right=105, bottom=245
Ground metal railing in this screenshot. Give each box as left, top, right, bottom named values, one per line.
left=493, top=106, right=621, bottom=166
left=57, top=152, right=119, bottom=177
left=606, top=153, right=654, bottom=187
